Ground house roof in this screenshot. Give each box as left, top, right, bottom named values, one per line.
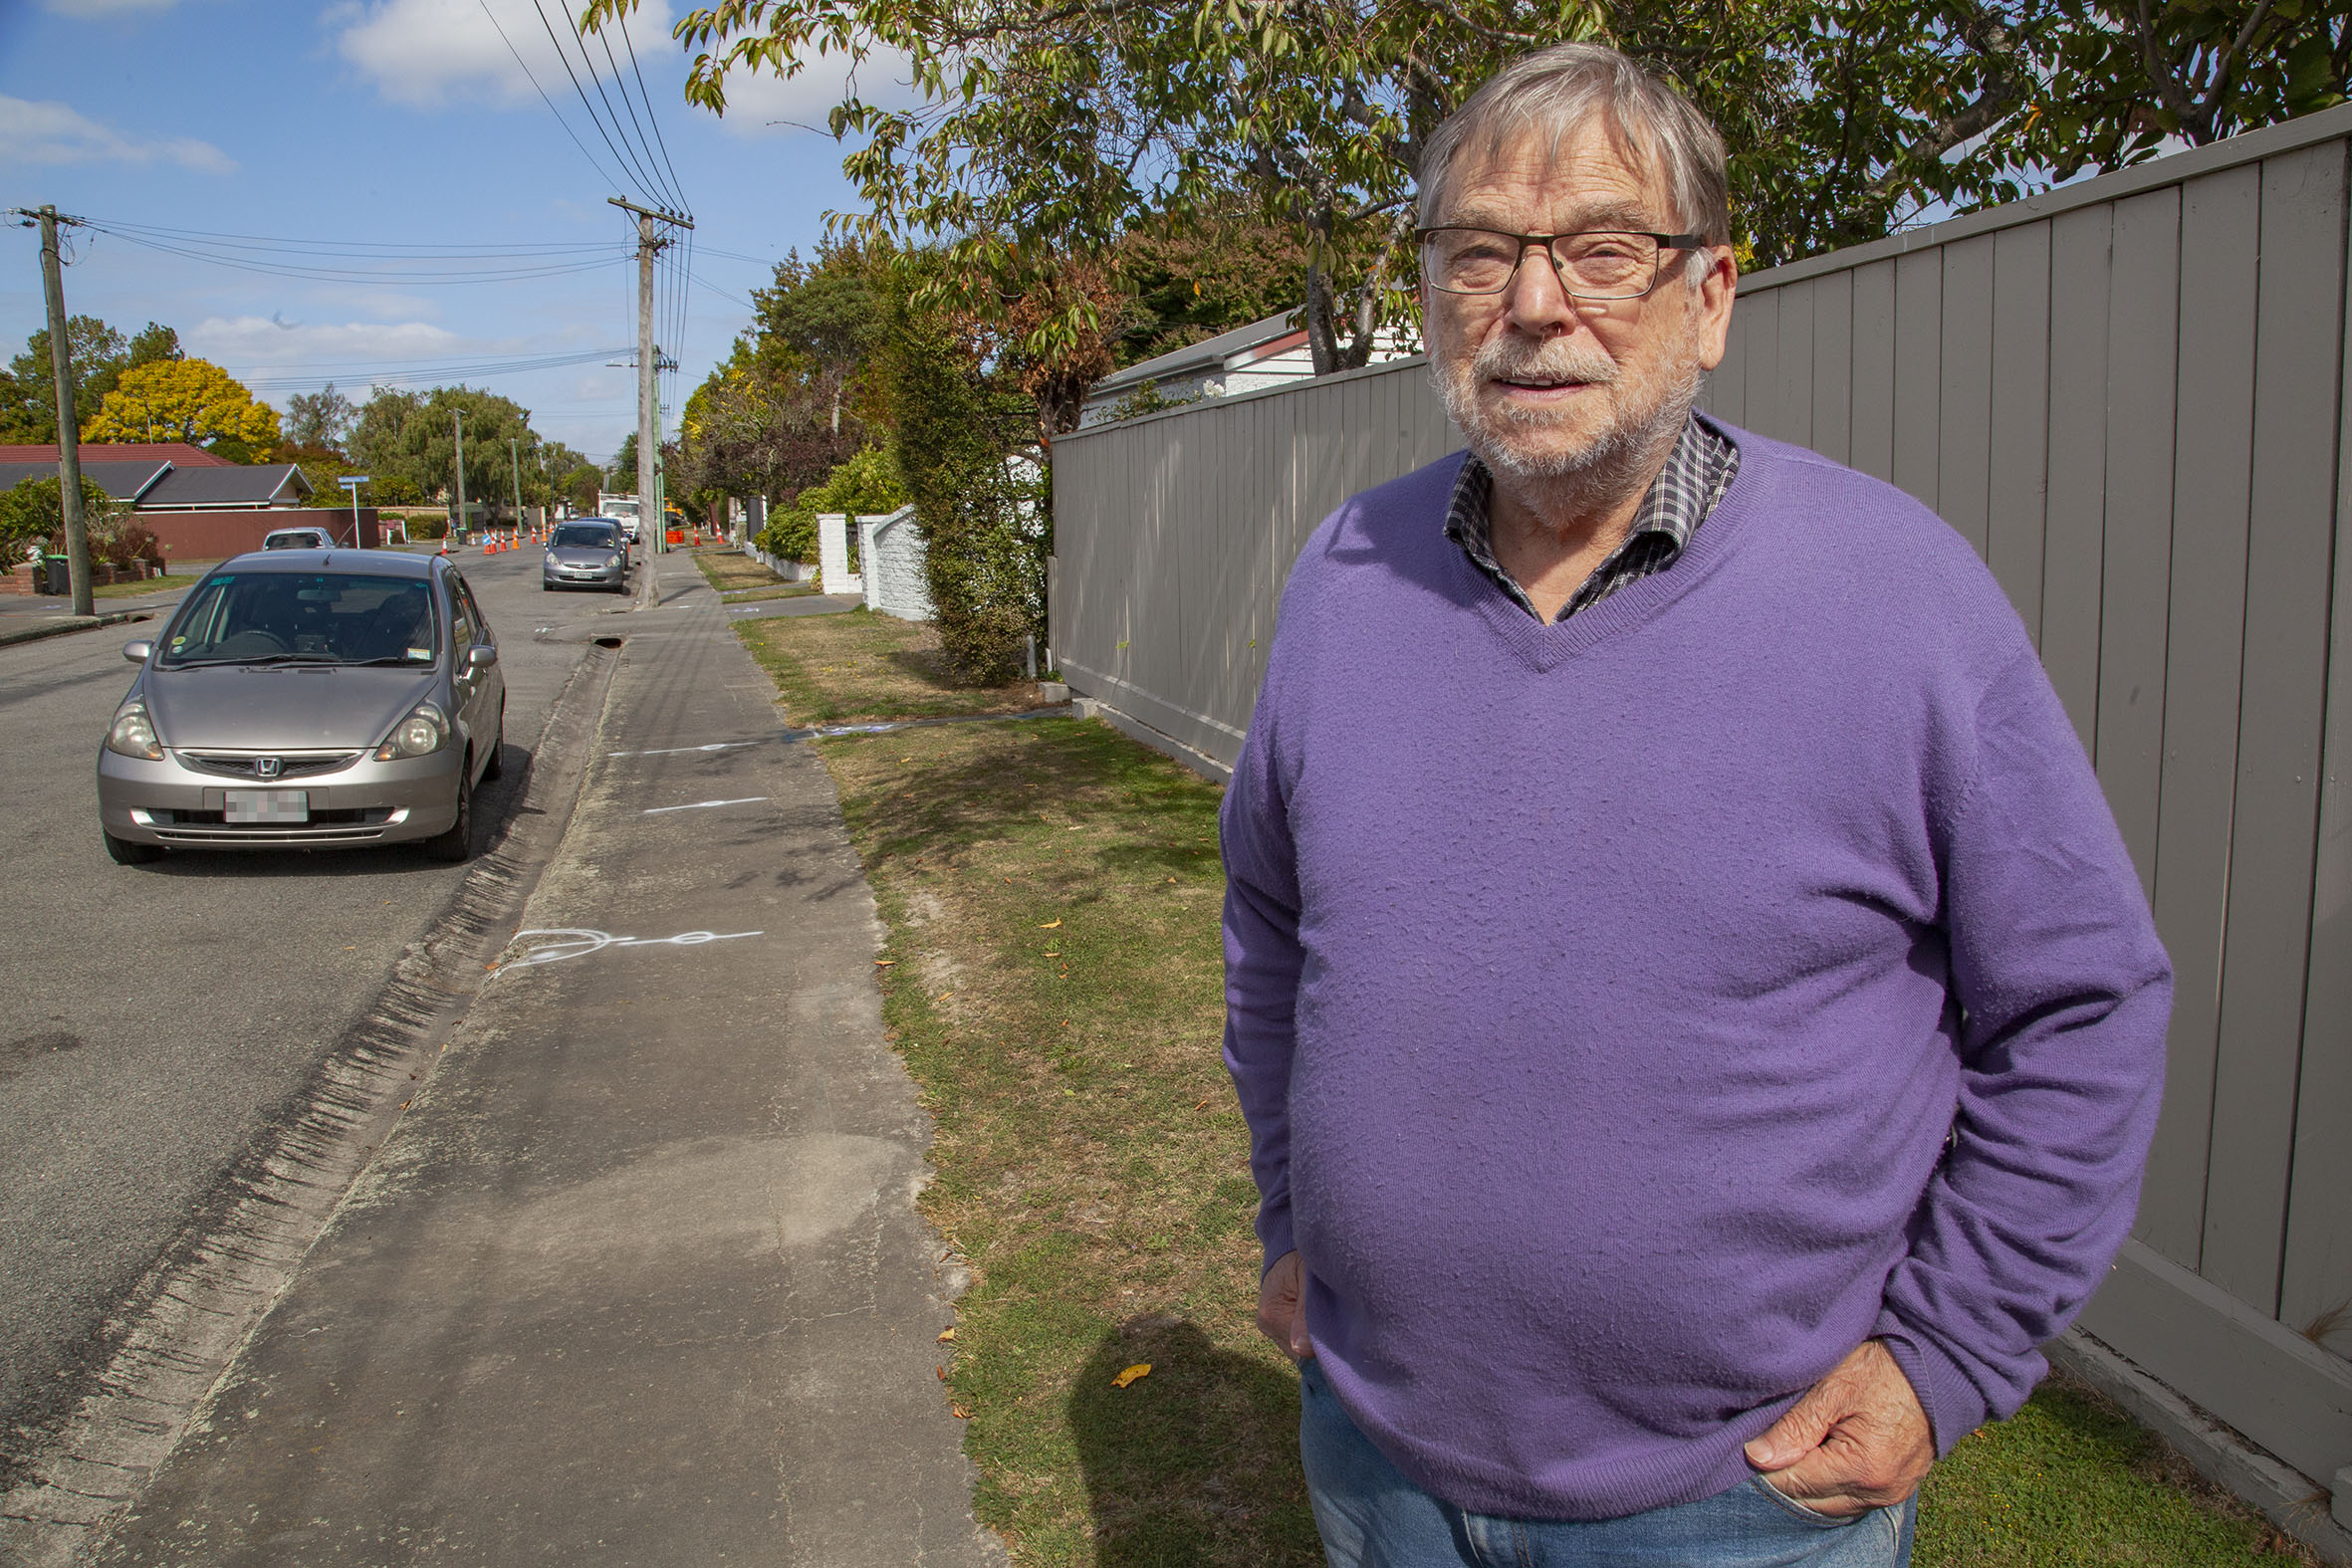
left=138, top=464, right=314, bottom=509
left=0, top=459, right=173, bottom=501
left=1089, top=311, right=1311, bottom=398
left=0, top=442, right=233, bottom=468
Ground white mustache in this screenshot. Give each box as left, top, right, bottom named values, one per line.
left=1476, top=341, right=1619, bottom=388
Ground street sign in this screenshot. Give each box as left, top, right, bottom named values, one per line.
left=339, top=476, right=370, bottom=486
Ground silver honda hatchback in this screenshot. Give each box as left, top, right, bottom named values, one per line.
left=96, top=550, right=505, bottom=864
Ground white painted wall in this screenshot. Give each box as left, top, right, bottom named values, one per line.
left=818, top=512, right=862, bottom=598
left=857, top=506, right=933, bottom=621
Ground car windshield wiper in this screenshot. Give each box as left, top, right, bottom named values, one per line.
left=239, top=654, right=346, bottom=666
left=351, top=655, right=436, bottom=667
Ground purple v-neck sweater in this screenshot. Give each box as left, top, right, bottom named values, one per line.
left=1220, top=429, right=2171, bottom=1522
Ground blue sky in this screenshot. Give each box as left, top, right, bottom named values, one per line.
left=0, top=0, right=908, bottom=462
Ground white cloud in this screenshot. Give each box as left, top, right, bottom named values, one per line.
left=187, top=315, right=470, bottom=367
left=41, top=0, right=181, bottom=14
left=333, top=0, right=674, bottom=110
left=706, top=42, right=923, bottom=137
left=0, top=96, right=235, bottom=172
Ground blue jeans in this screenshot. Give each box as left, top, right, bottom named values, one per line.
left=1299, top=1359, right=1918, bottom=1568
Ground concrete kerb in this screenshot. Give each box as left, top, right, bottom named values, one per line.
left=0, top=607, right=157, bottom=649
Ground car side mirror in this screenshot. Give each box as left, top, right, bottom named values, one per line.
left=122, top=640, right=152, bottom=664
left=465, top=644, right=499, bottom=671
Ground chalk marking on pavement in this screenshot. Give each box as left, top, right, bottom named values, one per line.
left=494, top=927, right=764, bottom=974
left=641, top=794, right=771, bottom=814
left=607, top=740, right=765, bottom=758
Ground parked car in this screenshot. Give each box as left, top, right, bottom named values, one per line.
left=261, top=527, right=333, bottom=551
left=96, top=550, right=505, bottom=864
left=542, top=519, right=631, bottom=593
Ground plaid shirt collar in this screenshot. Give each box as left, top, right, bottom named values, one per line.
left=1444, top=412, right=1740, bottom=623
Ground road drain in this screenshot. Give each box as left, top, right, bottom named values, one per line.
left=593, top=635, right=624, bottom=649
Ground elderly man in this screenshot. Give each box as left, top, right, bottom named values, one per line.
left=1219, top=43, right=2171, bottom=1568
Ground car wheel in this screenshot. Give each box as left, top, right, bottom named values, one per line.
left=421, top=761, right=474, bottom=863
left=481, top=704, right=505, bottom=782
left=542, top=580, right=554, bottom=591
left=104, top=829, right=164, bottom=865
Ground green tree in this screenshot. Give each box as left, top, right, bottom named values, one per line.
left=0, top=474, right=122, bottom=564
left=348, top=386, right=548, bottom=524
left=2, top=316, right=125, bottom=443
left=757, top=444, right=908, bottom=561
left=284, top=382, right=357, bottom=453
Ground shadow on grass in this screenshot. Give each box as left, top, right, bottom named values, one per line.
left=1067, top=1317, right=1322, bottom=1566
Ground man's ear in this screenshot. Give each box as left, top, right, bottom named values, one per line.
left=1693, top=246, right=1739, bottom=371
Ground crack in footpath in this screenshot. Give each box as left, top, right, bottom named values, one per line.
left=0, top=642, right=624, bottom=1568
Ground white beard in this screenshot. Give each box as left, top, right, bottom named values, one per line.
left=1432, top=320, right=1702, bottom=520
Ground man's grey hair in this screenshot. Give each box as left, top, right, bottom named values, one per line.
left=1416, top=44, right=1732, bottom=269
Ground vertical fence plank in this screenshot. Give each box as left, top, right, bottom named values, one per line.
left=2043, top=205, right=2115, bottom=752
left=2095, top=186, right=2182, bottom=896
left=1709, top=305, right=1749, bottom=426
left=1742, top=289, right=1782, bottom=441
left=1850, top=260, right=1897, bottom=482
left=2280, top=193, right=2352, bottom=1334
left=2139, top=163, right=2263, bottom=1269
left=1775, top=279, right=1816, bottom=451
left=1939, top=234, right=1997, bottom=558
left=2204, top=142, right=2349, bottom=1313
left=1810, top=270, right=1853, bottom=466
left=1987, top=222, right=2052, bottom=642
left=1893, top=249, right=1944, bottom=509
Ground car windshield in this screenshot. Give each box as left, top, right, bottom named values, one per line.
left=157, top=572, right=439, bottom=668
left=551, top=524, right=619, bottom=549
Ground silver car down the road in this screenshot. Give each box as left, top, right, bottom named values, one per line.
left=96, top=550, right=506, bottom=864
left=542, top=518, right=631, bottom=593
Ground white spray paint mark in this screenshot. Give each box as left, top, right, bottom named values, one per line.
left=641, top=795, right=771, bottom=814
left=497, top=927, right=764, bottom=973
left=607, top=740, right=764, bottom=759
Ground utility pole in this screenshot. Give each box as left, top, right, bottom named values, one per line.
left=453, top=409, right=467, bottom=543
left=13, top=205, right=93, bottom=615
left=608, top=195, right=691, bottom=554
left=510, top=436, right=523, bottom=533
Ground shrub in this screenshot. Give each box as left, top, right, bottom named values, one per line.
left=877, top=295, right=1047, bottom=683
left=405, top=516, right=447, bottom=541
left=758, top=445, right=909, bottom=565
left=0, top=474, right=123, bottom=564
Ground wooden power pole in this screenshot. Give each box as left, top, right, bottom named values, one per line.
left=13, top=205, right=93, bottom=615
left=608, top=196, right=691, bottom=553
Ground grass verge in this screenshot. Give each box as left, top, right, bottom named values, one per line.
left=721, top=583, right=821, bottom=603
left=744, top=612, right=2316, bottom=1566
left=734, top=607, right=1049, bottom=725
left=693, top=547, right=801, bottom=594
left=92, top=572, right=199, bottom=600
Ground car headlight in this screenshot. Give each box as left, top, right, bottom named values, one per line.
left=374, top=701, right=450, bottom=761
left=105, top=700, right=163, bottom=760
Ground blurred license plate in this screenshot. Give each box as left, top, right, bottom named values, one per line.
left=224, top=789, right=308, bottom=823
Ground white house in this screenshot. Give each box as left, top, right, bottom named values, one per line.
left=1078, top=310, right=1417, bottom=428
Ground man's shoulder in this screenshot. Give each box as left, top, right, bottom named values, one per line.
left=1282, top=450, right=1472, bottom=591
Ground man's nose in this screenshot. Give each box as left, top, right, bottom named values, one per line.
left=1500, top=241, right=1583, bottom=334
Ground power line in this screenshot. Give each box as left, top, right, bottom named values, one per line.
left=476, top=0, right=631, bottom=194
left=527, top=0, right=665, bottom=209
left=73, top=218, right=619, bottom=257
left=232, top=345, right=635, bottom=392
left=589, top=14, right=684, bottom=213
left=78, top=226, right=629, bottom=286
left=614, top=5, right=690, bottom=217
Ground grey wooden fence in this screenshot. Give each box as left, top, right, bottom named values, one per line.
left=1051, top=103, right=2352, bottom=1513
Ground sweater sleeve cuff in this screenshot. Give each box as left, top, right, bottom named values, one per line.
left=1258, top=1202, right=1296, bottom=1278
left=1873, top=1310, right=1993, bottom=1456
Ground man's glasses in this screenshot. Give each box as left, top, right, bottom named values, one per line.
left=1417, top=228, right=1707, bottom=300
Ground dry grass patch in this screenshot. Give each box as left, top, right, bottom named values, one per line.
left=823, top=717, right=1318, bottom=1567
left=735, top=608, right=1050, bottom=725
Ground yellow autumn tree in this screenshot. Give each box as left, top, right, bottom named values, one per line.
left=82, top=357, right=280, bottom=450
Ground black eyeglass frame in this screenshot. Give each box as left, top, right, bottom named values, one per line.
left=1415, top=227, right=1712, bottom=299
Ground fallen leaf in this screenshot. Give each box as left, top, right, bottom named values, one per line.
left=1040, top=919, right=1062, bottom=929
left=937, top=1327, right=957, bottom=1343
left=875, top=959, right=896, bottom=967
left=1193, top=1097, right=1212, bottom=1111
left=934, top=992, right=954, bottom=1003
left=1044, top=951, right=1060, bottom=958
left=952, top=1405, right=972, bottom=1419
left=936, top=1365, right=948, bottom=1380
left=1112, top=1363, right=1152, bottom=1389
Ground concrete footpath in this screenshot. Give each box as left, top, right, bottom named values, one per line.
left=94, top=555, right=1003, bottom=1565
